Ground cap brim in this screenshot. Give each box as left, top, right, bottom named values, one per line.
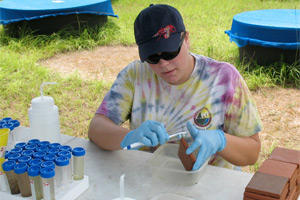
left=138, top=32, right=182, bottom=62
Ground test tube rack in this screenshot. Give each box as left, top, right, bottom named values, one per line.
left=0, top=175, right=89, bottom=200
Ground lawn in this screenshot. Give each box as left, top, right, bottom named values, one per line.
left=0, top=0, right=299, bottom=172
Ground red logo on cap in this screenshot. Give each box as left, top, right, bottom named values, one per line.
left=153, top=25, right=176, bottom=40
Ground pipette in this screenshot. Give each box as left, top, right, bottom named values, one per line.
left=123, top=131, right=187, bottom=150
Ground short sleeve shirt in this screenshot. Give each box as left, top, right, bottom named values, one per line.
left=96, top=53, right=262, bottom=169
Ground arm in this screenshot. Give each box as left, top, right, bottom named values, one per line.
left=88, top=114, right=129, bottom=151
left=218, top=132, right=261, bottom=166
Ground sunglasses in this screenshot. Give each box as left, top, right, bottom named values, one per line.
left=145, top=32, right=186, bottom=64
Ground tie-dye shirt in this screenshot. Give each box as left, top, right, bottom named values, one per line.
left=96, top=53, right=262, bottom=169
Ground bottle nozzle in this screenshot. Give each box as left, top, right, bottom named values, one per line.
left=40, top=82, right=57, bottom=97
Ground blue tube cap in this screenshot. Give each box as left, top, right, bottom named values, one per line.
left=28, top=159, right=42, bottom=167
left=8, top=152, right=21, bottom=161
left=15, top=142, right=26, bottom=149
left=57, top=151, right=71, bottom=159
left=55, top=156, right=69, bottom=166
left=72, top=147, right=86, bottom=157
left=33, top=151, right=46, bottom=159
left=28, top=166, right=40, bottom=177
left=28, top=139, right=40, bottom=145
left=10, top=147, right=22, bottom=153
left=59, top=145, right=72, bottom=152
left=41, top=161, right=55, bottom=169
left=39, top=141, right=50, bottom=148
left=43, top=154, right=56, bottom=161
left=5, top=151, right=11, bottom=159
left=47, top=148, right=59, bottom=155
left=2, top=160, right=16, bottom=171
left=18, top=156, right=32, bottom=163
left=14, top=163, right=28, bottom=174
left=49, top=143, right=61, bottom=149
left=40, top=167, right=55, bottom=179
left=36, top=146, right=49, bottom=153
left=25, top=144, right=37, bottom=151
left=21, top=150, right=34, bottom=157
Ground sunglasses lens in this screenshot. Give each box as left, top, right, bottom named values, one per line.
left=146, top=55, right=161, bottom=64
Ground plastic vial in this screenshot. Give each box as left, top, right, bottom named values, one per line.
left=40, top=167, right=56, bottom=200
left=55, top=156, right=70, bottom=187
left=7, top=152, right=21, bottom=161
left=49, top=143, right=61, bottom=149
left=72, top=147, right=85, bottom=180
left=36, top=146, right=49, bottom=153
left=41, top=161, right=56, bottom=169
left=59, top=145, right=72, bottom=152
left=2, top=160, right=20, bottom=194
left=25, top=144, right=37, bottom=151
left=10, top=147, right=23, bottom=153
left=29, top=159, right=43, bottom=167
left=22, top=149, right=35, bottom=157
left=28, top=139, right=40, bottom=145
left=15, top=142, right=27, bottom=149
left=33, top=151, right=47, bottom=160
left=28, top=166, right=43, bottom=200
left=39, top=141, right=50, bottom=148
left=43, top=154, right=56, bottom=162
left=47, top=148, right=60, bottom=155
left=57, top=151, right=72, bottom=182
left=14, top=163, right=32, bottom=197
left=18, top=156, right=32, bottom=164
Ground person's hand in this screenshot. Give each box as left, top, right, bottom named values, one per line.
left=120, top=120, right=169, bottom=148
left=186, top=121, right=227, bottom=170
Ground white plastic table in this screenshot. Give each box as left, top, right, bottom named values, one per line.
left=61, top=134, right=254, bottom=200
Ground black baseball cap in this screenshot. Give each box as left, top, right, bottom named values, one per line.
left=134, top=4, right=186, bottom=62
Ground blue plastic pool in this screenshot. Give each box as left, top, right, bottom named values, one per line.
left=225, top=9, right=300, bottom=65
left=0, top=0, right=117, bottom=25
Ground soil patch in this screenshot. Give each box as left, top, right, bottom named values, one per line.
left=40, top=45, right=300, bottom=172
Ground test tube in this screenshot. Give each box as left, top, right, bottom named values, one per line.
left=33, top=151, right=46, bottom=160
left=7, top=152, right=21, bottom=161
left=2, top=160, right=20, bottom=194
left=41, top=161, right=55, bottom=169
left=28, top=166, right=43, bottom=200
left=28, top=139, right=40, bottom=145
left=59, top=145, right=72, bottom=152
left=22, top=150, right=35, bottom=157
left=15, top=142, right=26, bottom=149
left=54, top=156, right=70, bottom=187
left=40, top=167, right=55, bottom=200
left=39, top=141, right=50, bottom=148
left=18, top=156, right=32, bottom=164
left=57, top=151, right=72, bottom=183
left=72, top=147, right=85, bottom=180
left=43, top=154, right=56, bottom=162
left=49, top=143, right=61, bottom=149
left=14, top=163, right=32, bottom=197
left=29, top=159, right=43, bottom=167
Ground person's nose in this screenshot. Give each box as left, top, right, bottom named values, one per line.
left=158, top=58, right=170, bottom=67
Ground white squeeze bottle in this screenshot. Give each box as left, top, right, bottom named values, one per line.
left=28, top=82, right=61, bottom=142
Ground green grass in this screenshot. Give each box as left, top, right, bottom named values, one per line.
left=0, top=0, right=299, bottom=138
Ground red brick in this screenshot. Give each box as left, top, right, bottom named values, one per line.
left=258, top=159, right=297, bottom=192
left=244, top=191, right=280, bottom=200
left=269, top=147, right=300, bottom=166
left=245, top=172, right=289, bottom=199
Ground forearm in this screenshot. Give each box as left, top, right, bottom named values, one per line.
left=88, top=114, right=129, bottom=151
left=218, top=133, right=261, bottom=166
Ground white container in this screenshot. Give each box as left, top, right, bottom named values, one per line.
left=148, top=143, right=208, bottom=186
left=28, top=82, right=61, bottom=143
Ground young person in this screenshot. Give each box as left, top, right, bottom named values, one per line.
left=88, top=4, right=262, bottom=170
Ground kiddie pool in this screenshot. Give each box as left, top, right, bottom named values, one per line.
left=0, top=0, right=118, bottom=35
left=225, top=9, right=300, bottom=65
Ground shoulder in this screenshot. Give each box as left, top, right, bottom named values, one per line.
left=117, top=60, right=152, bottom=79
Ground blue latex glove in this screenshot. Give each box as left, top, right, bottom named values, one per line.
left=186, top=121, right=227, bottom=170
left=120, top=120, right=169, bottom=149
